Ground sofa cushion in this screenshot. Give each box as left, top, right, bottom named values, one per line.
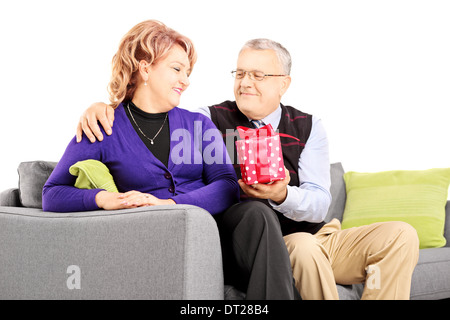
left=410, top=247, right=450, bottom=300
left=18, top=161, right=57, bottom=208
left=335, top=248, right=450, bottom=300
left=336, top=283, right=364, bottom=300
left=341, top=168, right=450, bottom=249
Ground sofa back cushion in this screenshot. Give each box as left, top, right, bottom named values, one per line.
left=446, top=202, right=450, bottom=247
left=325, top=162, right=346, bottom=222
left=18, top=161, right=57, bottom=208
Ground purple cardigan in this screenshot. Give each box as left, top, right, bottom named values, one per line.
left=42, top=104, right=239, bottom=214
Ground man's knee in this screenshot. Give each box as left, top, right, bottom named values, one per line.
left=394, top=221, right=419, bottom=253
left=377, top=221, right=420, bottom=260
left=284, top=233, right=326, bottom=266
left=383, top=221, right=419, bottom=244
left=222, top=201, right=279, bottom=231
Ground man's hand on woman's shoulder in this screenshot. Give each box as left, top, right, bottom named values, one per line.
left=76, top=102, right=115, bottom=143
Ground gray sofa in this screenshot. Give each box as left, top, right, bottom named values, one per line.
left=0, top=161, right=449, bottom=299
left=327, top=163, right=450, bottom=300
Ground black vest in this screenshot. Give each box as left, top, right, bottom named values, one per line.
left=209, top=100, right=325, bottom=235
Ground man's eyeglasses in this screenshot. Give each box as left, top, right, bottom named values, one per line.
left=231, top=70, right=287, bottom=81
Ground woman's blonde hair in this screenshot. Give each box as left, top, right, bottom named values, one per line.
left=108, top=20, right=197, bottom=108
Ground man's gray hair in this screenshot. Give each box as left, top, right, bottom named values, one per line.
left=241, top=38, right=292, bottom=75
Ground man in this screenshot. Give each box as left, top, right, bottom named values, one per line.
left=76, top=39, right=419, bottom=299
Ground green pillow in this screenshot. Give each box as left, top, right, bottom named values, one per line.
left=69, top=159, right=118, bottom=193
left=341, top=168, right=450, bottom=249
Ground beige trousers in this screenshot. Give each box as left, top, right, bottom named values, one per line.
left=284, top=219, right=419, bottom=300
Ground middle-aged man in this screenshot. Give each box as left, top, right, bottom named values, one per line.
left=75, top=38, right=419, bottom=300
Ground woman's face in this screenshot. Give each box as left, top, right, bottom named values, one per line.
left=145, top=44, right=191, bottom=111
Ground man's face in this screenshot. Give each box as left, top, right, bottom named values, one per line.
left=234, top=48, right=291, bottom=120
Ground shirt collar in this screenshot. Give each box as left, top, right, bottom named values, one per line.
left=247, top=104, right=282, bottom=130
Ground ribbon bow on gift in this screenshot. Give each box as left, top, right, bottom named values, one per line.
left=236, top=124, right=300, bottom=141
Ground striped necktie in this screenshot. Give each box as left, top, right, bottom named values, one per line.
left=251, top=119, right=265, bottom=129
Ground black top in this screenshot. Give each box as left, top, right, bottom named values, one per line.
left=125, top=101, right=170, bottom=168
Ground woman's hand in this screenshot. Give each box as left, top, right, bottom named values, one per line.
left=95, top=190, right=175, bottom=210
left=76, top=102, right=115, bottom=143
left=118, top=190, right=176, bottom=207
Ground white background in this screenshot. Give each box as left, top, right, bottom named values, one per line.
left=0, top=0, right=449, bottom=197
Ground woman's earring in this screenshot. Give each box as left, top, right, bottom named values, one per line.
left=144, top=81, right=147, bottom=86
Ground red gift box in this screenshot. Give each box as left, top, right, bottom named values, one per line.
left=235, top=124, right=286, bottom=185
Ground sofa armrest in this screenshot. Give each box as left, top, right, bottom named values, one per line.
left=445, top=201, right=450, bottom=247
left=0, top=188, right=22, bottom=207
left=0, top=205, right=223, bottom=299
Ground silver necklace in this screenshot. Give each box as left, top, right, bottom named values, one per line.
left=127, top=103, right=168, bottom=145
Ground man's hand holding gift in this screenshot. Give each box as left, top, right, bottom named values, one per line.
left=235, top=124, right=295, bottom=204
left=238, top=167, right=290, bottom=204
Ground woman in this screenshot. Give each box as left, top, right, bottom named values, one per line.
left=43, top=20, right=239, bottom=213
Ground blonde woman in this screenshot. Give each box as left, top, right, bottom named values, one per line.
left=43, top=20, right=239, bottom=213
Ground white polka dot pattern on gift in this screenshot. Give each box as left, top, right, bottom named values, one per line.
left=235, top=134, right=286, bottom=185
